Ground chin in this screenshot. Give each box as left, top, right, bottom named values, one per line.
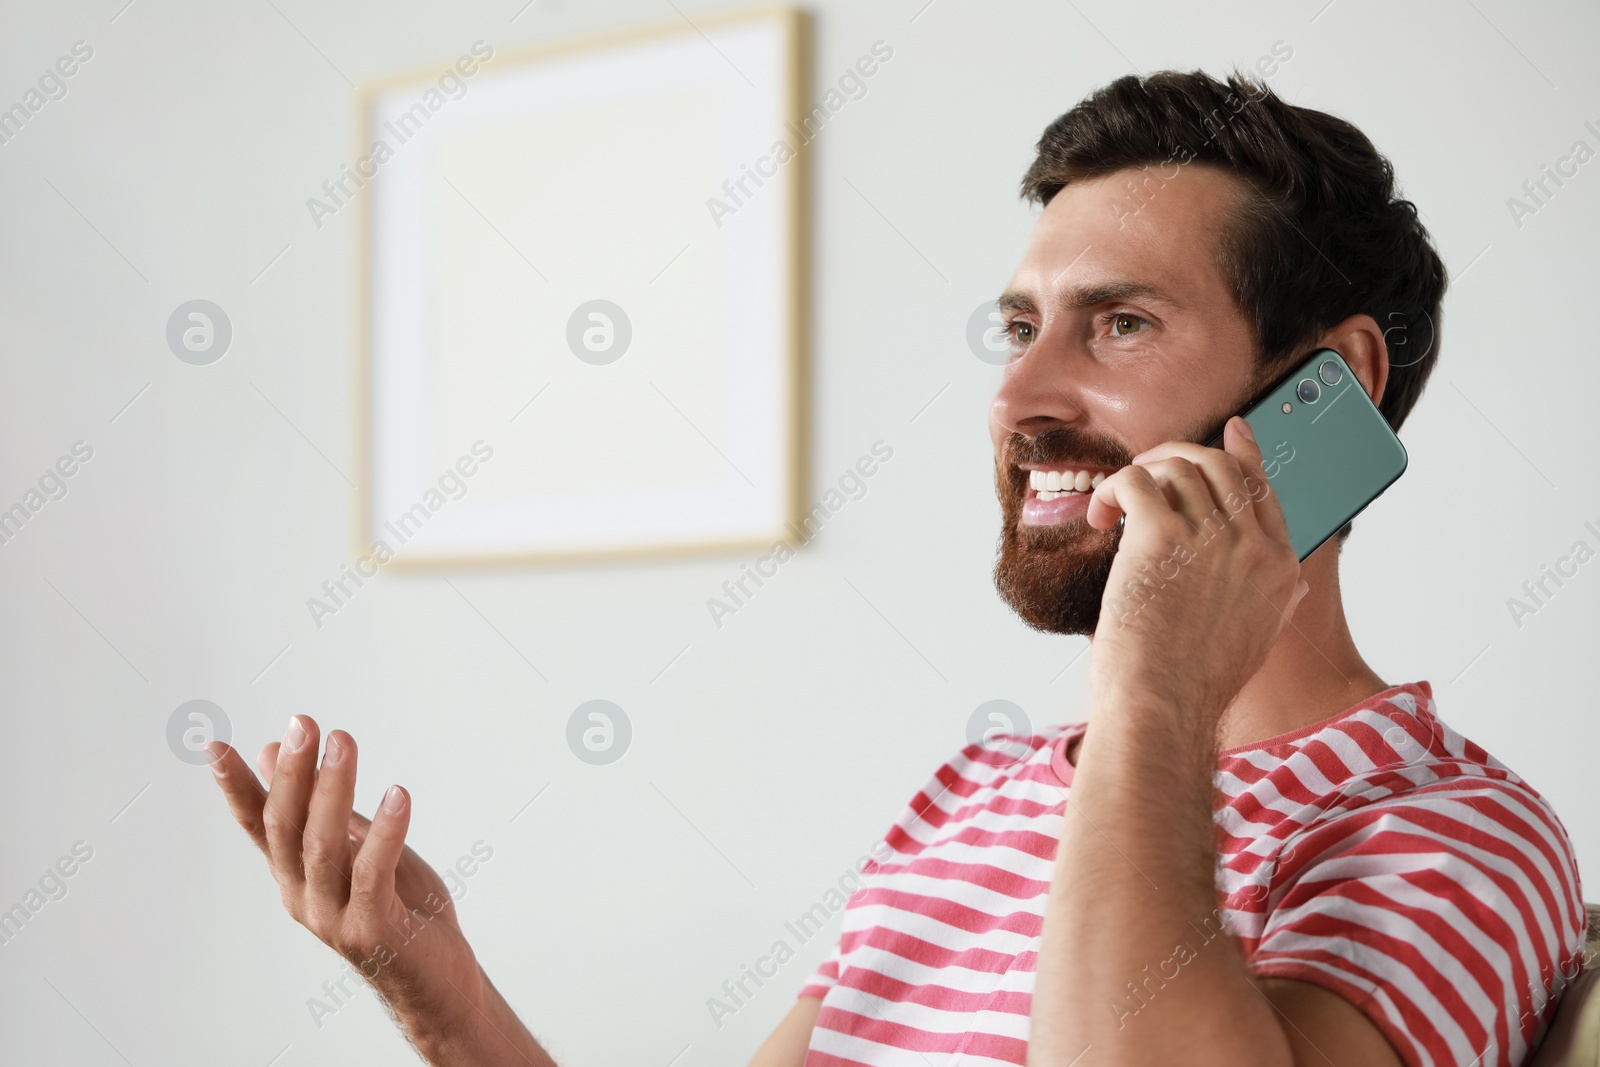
left=993, top=515, right=1120, bottom=635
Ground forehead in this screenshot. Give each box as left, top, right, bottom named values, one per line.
left=1005, top=164, right=1247, bottom=313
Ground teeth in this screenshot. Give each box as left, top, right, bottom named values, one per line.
left=1028, top=468, right=1109, bottom=500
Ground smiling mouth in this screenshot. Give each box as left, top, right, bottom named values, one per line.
left=1017, top=464, right=1118, bottom=528
left=1023, top=466, right=1109, bottom=501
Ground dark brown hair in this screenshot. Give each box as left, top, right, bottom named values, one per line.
left=1021, top=70, right=1446, bottom=433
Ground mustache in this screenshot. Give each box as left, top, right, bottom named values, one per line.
left=1002, top=426, right=1134, bottom=473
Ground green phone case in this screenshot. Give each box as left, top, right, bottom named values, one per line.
left=1206, top=349, right=1408, bottom=561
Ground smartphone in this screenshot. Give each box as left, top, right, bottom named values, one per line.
left=1203, top=348, right=1407, bottom=561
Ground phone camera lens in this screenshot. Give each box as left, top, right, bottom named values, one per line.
left=1318, top=359, right=1343, bottom=386
left=1296, top=378, right=1321, bottom=404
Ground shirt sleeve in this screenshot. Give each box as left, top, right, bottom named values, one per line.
left=1245, top=774, right=1586, bottom=1067
left=797, top=935, right=844, bottom=999
left=795, top=846, right=894, bottom=1000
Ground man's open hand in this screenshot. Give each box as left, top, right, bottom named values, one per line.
left=1084, top=415, right=1309, bottom=723
left=205, top=717, right=487, bottom=1038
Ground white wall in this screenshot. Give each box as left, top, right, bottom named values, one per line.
left=1, top=0, right=1595, bottom=1063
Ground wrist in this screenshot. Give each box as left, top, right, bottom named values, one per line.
left=406, top=969, right=552, bottom=1067
left=1077, top=686, right=1223, bottom=788
left=1090, top=675, right=1228, bottom=732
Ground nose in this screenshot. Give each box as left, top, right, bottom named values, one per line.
left=988, top=330, right=1085, bottom=449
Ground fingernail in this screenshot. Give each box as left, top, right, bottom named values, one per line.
left=323, top=735, right=342, bottom=767
left=205, top=742, right=227, bottom=778
left=284, top=716, right=307, bottom=753
left=383, top=786, right=405, bottom=813
left=1235, top=416, right=1255, bottom=442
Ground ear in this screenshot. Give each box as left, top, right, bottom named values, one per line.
left=1316, top=314, right=1389, bottom=406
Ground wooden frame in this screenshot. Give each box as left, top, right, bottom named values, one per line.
left=353, top=6, right=809, bottom=567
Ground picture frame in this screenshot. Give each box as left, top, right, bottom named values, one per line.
left=354, top=6, right=809, bottom=567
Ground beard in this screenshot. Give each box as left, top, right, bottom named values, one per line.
left=992, top=371, right=1271, bottom=635
left=992, top=426, right=1132, bottom=636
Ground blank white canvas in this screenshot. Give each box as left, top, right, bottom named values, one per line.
left=367, top=15, right=796, bottom=559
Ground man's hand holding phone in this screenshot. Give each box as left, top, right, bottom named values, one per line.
left=1084, top=415, right=1309, bottom=727
left=206, top=720, right=553, bottom=1066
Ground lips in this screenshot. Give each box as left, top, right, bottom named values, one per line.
left=1019, top=465, right=1113, bottom=526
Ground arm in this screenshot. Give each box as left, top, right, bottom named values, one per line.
left=1026, top=418, right=1402, bottom=1067
left=747, top=997, right=820, bottom=1067
left=207, top=718, right=555, bottom=1066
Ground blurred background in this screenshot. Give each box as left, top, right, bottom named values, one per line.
left=1, top=0, right=1596, bottom=1063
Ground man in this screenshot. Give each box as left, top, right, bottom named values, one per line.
left=207, top=71, right=1586, bottom=1066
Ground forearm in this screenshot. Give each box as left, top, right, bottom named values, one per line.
left=1027, top=694, right=1290, bottom=1067
left=403, top=968, right=557, bottom=1067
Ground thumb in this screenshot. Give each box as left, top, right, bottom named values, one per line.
left=347, top=810, right=375, bottom=849
left=1287, top=577, right=1311, bottom=619
left=256, top=741, right=282, bottom=783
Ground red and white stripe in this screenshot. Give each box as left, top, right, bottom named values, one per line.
left=799, top=682, right=1586, bottom=1067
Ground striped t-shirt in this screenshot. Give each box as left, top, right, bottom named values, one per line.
left=798, top=681, right=1586, bottom=1067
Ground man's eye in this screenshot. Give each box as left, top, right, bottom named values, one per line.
left=1008, top=321, right=1035, bottom=345
left=1109, top=313, right=1150, bottom=337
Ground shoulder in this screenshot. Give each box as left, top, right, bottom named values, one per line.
left=1224, top=682, right=1570, bottom=853
left=882, top=722, right=1082, bottom=842
left=1255, top=687, right=1586, bottom=971
left=1270, top=688, right=1578, bottom=892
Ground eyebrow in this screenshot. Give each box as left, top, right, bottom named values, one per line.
left=997, top=280, right=1184, bottom=315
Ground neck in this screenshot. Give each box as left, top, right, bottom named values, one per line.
left=1063, top=540, right=1391, bottom=770
left=1212, top=538, right=1389, bottom=751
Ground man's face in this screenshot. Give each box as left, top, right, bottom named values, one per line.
left=989, top=164, right=1264, bottom=634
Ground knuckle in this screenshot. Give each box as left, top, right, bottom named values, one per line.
left=260, top=802, right=294, bottom=837
left=350, top=855, right=384, bottom=893
left=1161, top=456, right=1194, bottom=476
left=302, top=835, right=338, bottom=868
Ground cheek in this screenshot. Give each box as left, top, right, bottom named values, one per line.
left=1076, top=362, right=1183, bottom=452
left=1100, top=342, right=1245, bottom=445
left=1085, top=391, right=1154, bottom=453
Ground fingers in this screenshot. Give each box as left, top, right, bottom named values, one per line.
left=1106, top=418, right=1287, bottom=545
left=261, top=715, right=320, bottom=889
left=1087, top=462, right=1178, bottom=535
left=256, top=742, right=281, bottom=784
left=349, top=786, right=411, bottom=923
left=206, top=742, right=271, bottom=852
left=347, top=809, right=374, bottom=850
left=1091, top=442, right=1226, bottom=535
left=213, top=723, right=417, bottom=962
left=1134, top=456, right=1219, bottom=531
left=1222, top=417, right=1291, bottom=547
left=303, top=731, right=359, bottom=909
left=1288, top=574, right=1311, bottom=615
